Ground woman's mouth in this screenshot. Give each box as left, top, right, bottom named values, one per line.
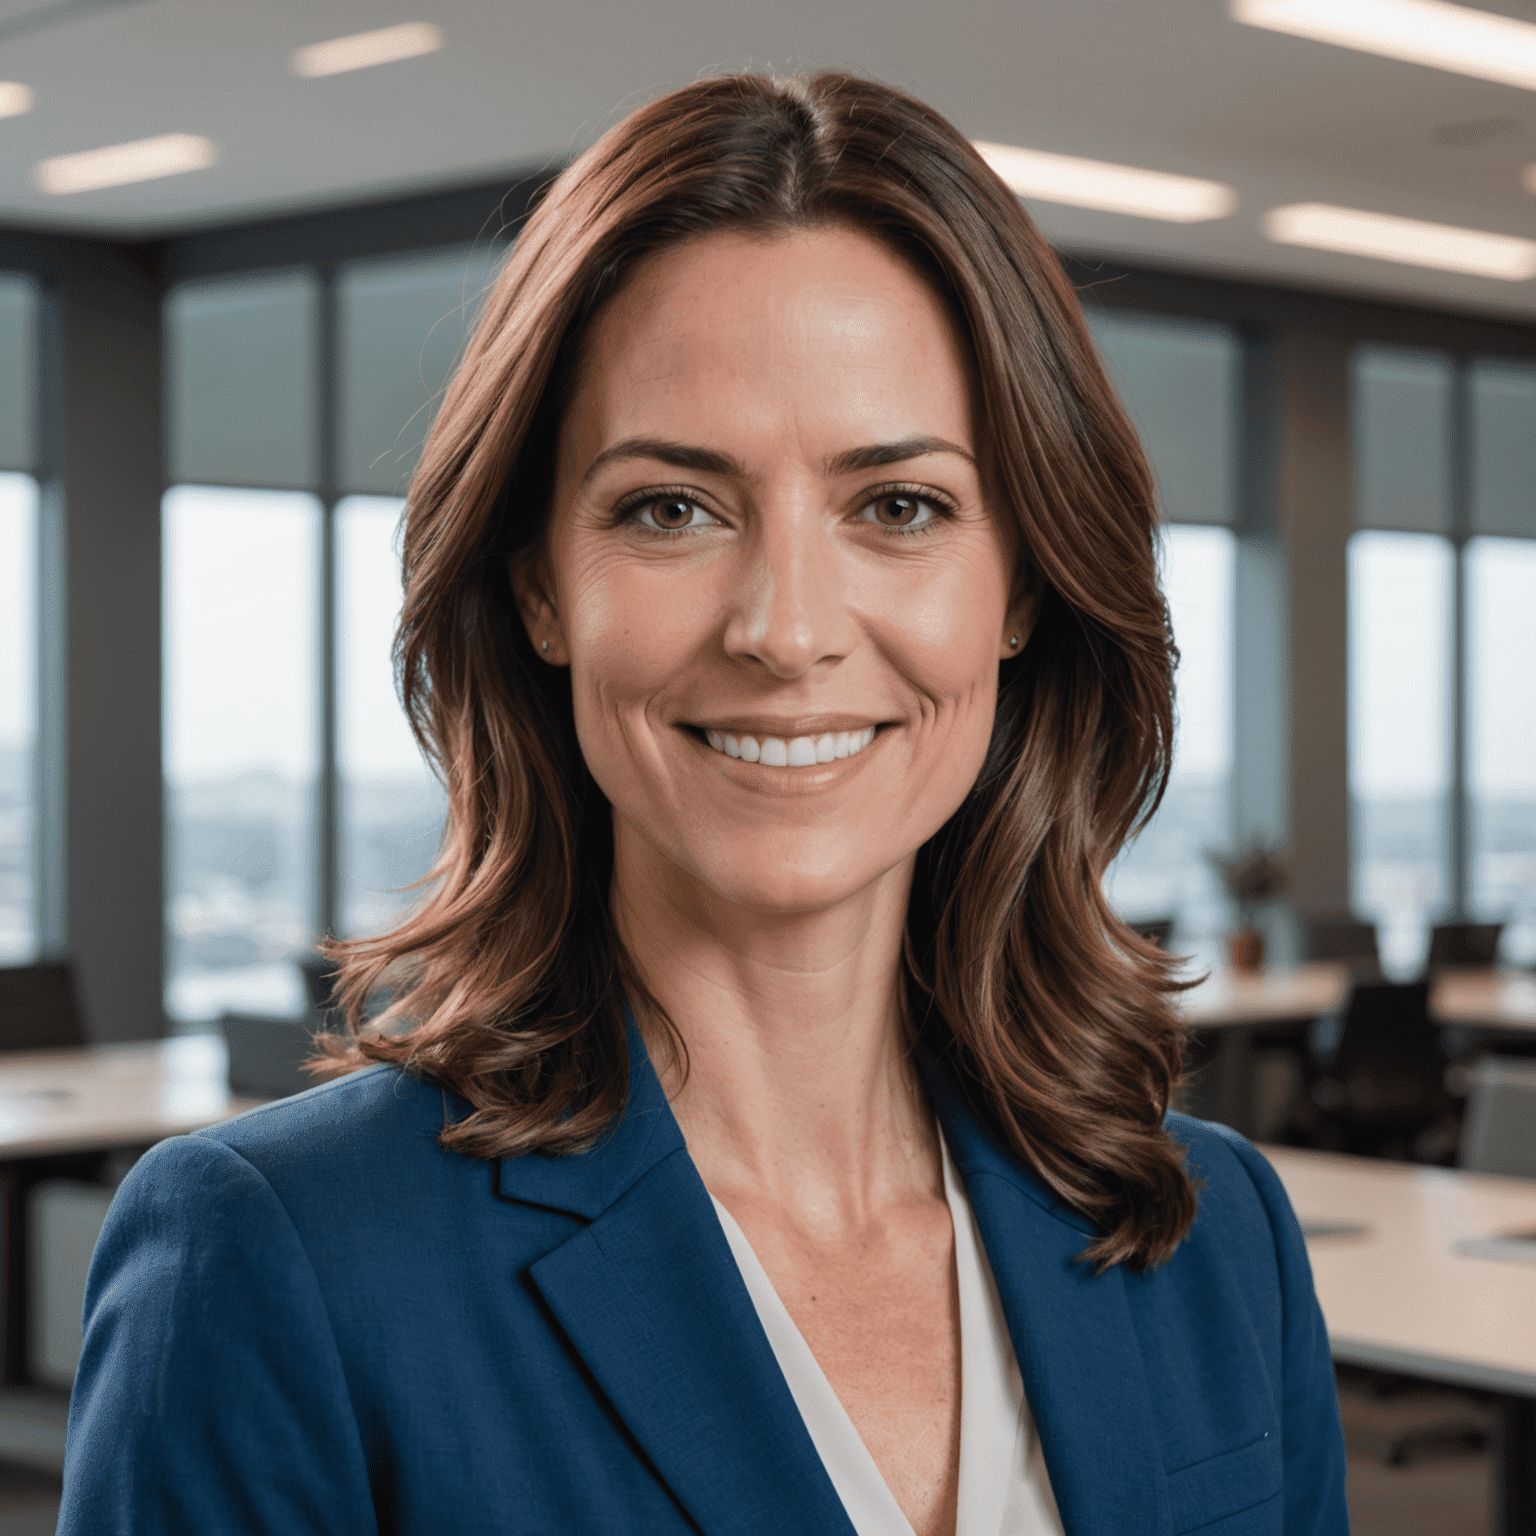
left=702, top=726, right=878, bottom=767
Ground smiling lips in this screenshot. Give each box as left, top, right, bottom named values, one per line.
left=703, top=726, right=878, bottom=767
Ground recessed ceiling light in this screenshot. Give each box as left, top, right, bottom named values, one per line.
left=290, top=21, right=443, bottom=79
left=973, top=142, right=1236, bottom=223
left=34, top=133, right=218, bottom=196
left=1264, top=202, right=1536, bottom=281
left=1231, top=0, right=1536, bottom=92
left=0, top=82, right=34, bottom=120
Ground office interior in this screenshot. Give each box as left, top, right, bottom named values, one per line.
left=1, top=2, right=1535, bottom=1531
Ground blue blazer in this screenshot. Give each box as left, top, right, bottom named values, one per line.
left=60, top=1034, right=1348, bottom=1535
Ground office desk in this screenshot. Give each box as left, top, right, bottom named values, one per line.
left=1262, top=1145, right=1536, bottom=1536
left=1176, top=963, right=1349, bottom=1136
left=1432, top=970, right=1536, bottom=1037
left=0, top=1036, right=259, bottom=1388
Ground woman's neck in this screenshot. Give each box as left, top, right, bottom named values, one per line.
left=610, top=816, right=939, bottom=1232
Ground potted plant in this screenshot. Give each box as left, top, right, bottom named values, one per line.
left=1206, top=843, right=1289, bottom=972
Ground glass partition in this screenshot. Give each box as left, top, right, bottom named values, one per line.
left=163, top=486, right=320, bottom=1023
left=336, top=495, right=445, bottom=936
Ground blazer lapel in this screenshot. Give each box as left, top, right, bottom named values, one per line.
left=499, top=1024, right=855, bottom=1536
left=926, top=1060, right=1175, bottom=1536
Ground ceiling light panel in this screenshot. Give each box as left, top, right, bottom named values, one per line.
left=290, top=22, right=444, bottom=80
left=973, top=142, right=1236, bottom=223
left=0, top=82, right=34, bottom=120
left=1231, top=0, right=1536, bottom=91
left=34, top=133, right=218, bottom=195
left=1264, top=202, right=1536, bottom=280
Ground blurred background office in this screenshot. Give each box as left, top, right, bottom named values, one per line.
left=2, top=2, right=1536, bottom=1533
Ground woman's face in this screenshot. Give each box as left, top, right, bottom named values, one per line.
left=517, top=225, right=1030, bottom=918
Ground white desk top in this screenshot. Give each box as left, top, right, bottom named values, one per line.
left=0, top=1036, right=260, bottom=1160
left=1431, top=969, right=1536, bottom=1035
left=1177, top=962, right=1350, bottom=1028
left=1261, top=1145, right=1536, bottom=1397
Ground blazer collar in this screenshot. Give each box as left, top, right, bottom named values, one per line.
left=498, top=1019, right=1171, bottom=1536
left=494, top=1013, right=685, bottom=1220
left=926, top=1055, right=1174, bottom=1536
left=500, top=1013, right=856, bottom=1536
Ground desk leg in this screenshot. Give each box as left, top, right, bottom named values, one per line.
left=1, top=1168, right=28, bottom=1387
left=1493, top=1394, right=1536, bottom=1536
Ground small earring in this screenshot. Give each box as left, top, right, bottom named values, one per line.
left=540, top=640, right=550, bottom=653
left=1008, top=634, right=1019, bottom=649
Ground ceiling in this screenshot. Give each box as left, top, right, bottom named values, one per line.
left=3, top=0, right=1536, bottom=319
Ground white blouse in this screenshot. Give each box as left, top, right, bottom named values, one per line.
left=709, top=1133, right=1064, bottom=1536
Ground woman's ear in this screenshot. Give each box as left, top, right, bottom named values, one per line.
left=506, top=553, right=569, bottom=666
left=999, top=586, right=1038, bottom=661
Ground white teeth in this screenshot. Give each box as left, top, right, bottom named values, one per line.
left=702, top=725, right=877, bottom=765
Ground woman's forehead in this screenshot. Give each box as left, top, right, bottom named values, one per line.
left=561, top=227, right=978, bottom=473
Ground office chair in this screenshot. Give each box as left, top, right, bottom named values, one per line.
left=0, top=961, right=89, bottom=1052
left=1304, top=980, right=1456, bottom=1162
left=1301, top=916, right=1381, bottom=976
left=1460, top=1055, right=1536, bottom=1180
left=296, top=953, right=340, bottom=1014
left=220, top=1012, right=321, bottom=1101
left=1427, top=922, right=1503, bottom=970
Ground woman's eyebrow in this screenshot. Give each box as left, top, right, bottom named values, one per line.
left=581, top=437, right=742, bottom=485
left=582, top=433, right=975, bottom=486
left=825, top=436, right=975, bottom=475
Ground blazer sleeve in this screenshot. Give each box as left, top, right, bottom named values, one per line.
left=58, top=1133, right=378, bottom=1536
left=1214, top=1128, right=1350, bottom=1536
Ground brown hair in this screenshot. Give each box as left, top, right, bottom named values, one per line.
left=320, top=71, right=1197, bottom=1271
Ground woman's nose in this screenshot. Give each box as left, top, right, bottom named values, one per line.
left=721, top=507, right=856, bottom=679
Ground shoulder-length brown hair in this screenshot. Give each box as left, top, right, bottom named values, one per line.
left=321, top=71, right=1197, bottom=1271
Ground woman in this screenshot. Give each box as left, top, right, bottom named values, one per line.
left=61, top=73, right=1347, bottom=1536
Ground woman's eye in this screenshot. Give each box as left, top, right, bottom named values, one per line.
left=629, top=496, right=716, bottom=533
left=859, top=493, right=940, bottom=532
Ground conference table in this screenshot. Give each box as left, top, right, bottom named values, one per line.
left=0, top=1035, right=260, bottom=1392
left=1264, top=1145, right=1536, bottom=1536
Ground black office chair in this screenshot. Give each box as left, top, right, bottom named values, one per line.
left=1303, top=980, right=1457, bottom=1162
left=1301, top=916, right=1381, bottom=978
left=0, top=961, right=89, bottom=1052
left=1426, top=922, right=1503, bottom=970
left=220, top=1012, right=322, bottom=1101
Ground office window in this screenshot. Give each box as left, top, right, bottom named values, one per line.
left=0, top=475, right=37, bottom=962
left=1349, top=348, right=1455, bottom=972
left=1106, top=526, right=1236, bottom=946
left=1091, top=312, right=1239, bottom=947
left=166, top=270, right=319, bottom=490
left=1, top=275, right=38, bottom=963
left=336, top=496, right=444, bottom=936
left=163, top=486, right=320, bottom=1024
left=1086, top=311, right=1238, bottom=526
left=1348, top=532, right=1453, bottom=973
left=338, top=246, right=499, bottom=495
left=1466, top=538, right=1536, bottom=963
